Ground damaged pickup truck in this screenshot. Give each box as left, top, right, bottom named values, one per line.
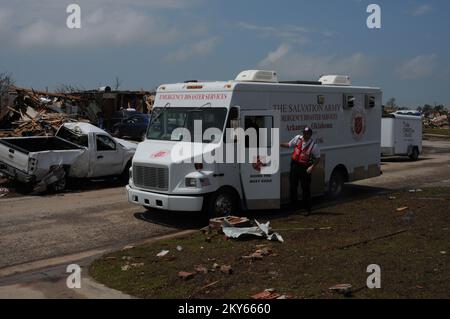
left=0, top=122, right=137, bottom=192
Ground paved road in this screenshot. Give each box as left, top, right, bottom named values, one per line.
left=0, top=186, right=204, bottom=270
left=0, top=138, right=449, bottom=290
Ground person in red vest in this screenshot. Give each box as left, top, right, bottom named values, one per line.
left=281, top=127, right=321, bottom=216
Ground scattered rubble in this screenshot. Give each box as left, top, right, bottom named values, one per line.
left=251, top=289, right=282, bottom=300
left=178, top=271, right=196, bottom=281
left=194, top=265, right=208, bottom=274
left=329, top=284, right=353, bottom=296
left=219, top=265, right=233, bottom=275
left=209, top=216, right=251, bottom=231
left=242, top=246, right=274, bottom=260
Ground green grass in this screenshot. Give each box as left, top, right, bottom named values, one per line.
left=90, top=187, right=450, bottom=299
left=423, top=127, right=450, bottom=136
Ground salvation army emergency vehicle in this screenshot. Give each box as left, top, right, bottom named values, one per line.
left=126, top=70, right=382, bottom=216
left=381, top=113, right=422, bottom=160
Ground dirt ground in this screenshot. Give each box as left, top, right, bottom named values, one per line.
left=89, top=187, right=450, bottom=299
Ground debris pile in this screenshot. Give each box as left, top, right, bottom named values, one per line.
left=424, top=113, right=449, bottom=129
left=0, top=86, right=88, bottom=137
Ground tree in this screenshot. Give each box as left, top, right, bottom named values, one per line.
left=55, top=83, right=84, bottom=94
left=434, top=104, right=445, bottom=113
left=386, top=97, right=398, bottom=110
left=0, top=72, right=14, bottom=96
left=422, top=104, right=433, bottom=116
left=113, top=77, right=122, bottom=91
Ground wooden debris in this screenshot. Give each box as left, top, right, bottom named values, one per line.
left=251, top=289, right=281, bottom=300
left=178, top=271, right=196, bottom=280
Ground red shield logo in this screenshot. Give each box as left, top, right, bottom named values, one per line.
left=252, top=156, right=267, bottom=172
left=151, top=150, right=169, bottom=158
left=354, top=116, right=363, bottom=135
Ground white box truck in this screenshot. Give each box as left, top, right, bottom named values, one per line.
left=381, top=113, right=422, bottom=161
left=126, top=70, right=382, bottom=216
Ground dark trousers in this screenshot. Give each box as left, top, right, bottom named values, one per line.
left=290, top=161, right=312, bottom=212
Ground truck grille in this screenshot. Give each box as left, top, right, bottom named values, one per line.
left=133, top=165, right=169, bottom=191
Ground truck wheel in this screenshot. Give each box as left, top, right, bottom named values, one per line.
left=409, top=147, right=419, bottom=161
left=50, top=177, right=67, bottom=192
left=205, top=189, right=239, bottom=218
left=327, top=170, right=345, bottom=200
left=120, top=162, right=132, bottom=184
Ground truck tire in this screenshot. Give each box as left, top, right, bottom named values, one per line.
left=327, top=169, right=345, bottom=200
left=409, top=147, right=419, bottom=161
left=50, top=176, right=67, bottom=192
left=204, top=188, right=239, bottom=218
left=120, top=161, right=132, bottom=184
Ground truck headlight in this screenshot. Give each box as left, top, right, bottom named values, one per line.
left=185, top=178, right=197, bottom=188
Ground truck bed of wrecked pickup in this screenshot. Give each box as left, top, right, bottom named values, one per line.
left=0, top=136, right=83, bottom=154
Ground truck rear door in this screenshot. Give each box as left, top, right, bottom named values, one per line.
left=0, top=139, right=30, bottom=173
left=240, top=110, right=281, bottom=210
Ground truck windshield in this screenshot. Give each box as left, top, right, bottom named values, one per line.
left=56, top=126, right=89, bottom=147
left=147, top=107, right=227, bottom=143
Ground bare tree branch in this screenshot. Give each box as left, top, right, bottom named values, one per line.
left=114, top=76, right=122, bottom=91
left=0, top=73, right=15, bottom=95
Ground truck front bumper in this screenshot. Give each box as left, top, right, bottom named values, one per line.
left=126, top=185, right=204, bottom=212
left=0, top=161, right=35, bottom=184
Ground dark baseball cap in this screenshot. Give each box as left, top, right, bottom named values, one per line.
left=303, top=127, right=313, bottom=135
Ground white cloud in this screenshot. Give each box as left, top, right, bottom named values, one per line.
left=0, top=1, right=204, bottom=48
left=395, top=54, right=437, bottom=80
left=15, top=9, right=181, bottom=48
left=237, top=22, right=311, bottom=44
left=412, top=4, right=433, bottom=16
left=166, top=36, right=221, bottom=62
left=259, top=43, right=291, bottom=65
left=258, top=44, right=373, bottom=79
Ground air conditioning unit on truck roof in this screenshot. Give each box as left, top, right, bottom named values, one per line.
left=235, top=70, right=278, bottom=83
left=318, top=75, right=351, bottom=86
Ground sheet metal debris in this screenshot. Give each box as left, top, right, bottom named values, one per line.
left=222, top=219, right=284, bottom=243
left=156, top=250, right=170, bottom=257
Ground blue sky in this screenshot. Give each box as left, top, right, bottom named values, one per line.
left=0, top=0, right=449, bottom=107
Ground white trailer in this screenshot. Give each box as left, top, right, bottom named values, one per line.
left=126, top=70, right=382, bottom=216
left=381, top=113, right=422, bottom=160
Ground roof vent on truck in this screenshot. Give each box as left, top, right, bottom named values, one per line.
left=318, top=75, right=351, bottom=86
left=235, top=70, right=278, bottom=83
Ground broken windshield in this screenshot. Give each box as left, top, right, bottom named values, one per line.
left=147, top=107, right=227, bottom=143
left=56, top=126, right=89, bottom=147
